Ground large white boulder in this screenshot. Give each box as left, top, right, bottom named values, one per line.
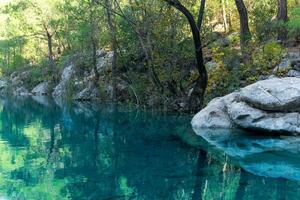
left=192, top=77, right=300, bottom=134
left=191, top=93, right=237, bottom=129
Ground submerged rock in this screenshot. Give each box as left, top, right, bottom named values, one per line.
left=13, top=86, right=30, bottom=96
left=0, top=78, right=8, bottom=94
left=192, top=77, right=300, bottom=134
left=193, top=128, right=300, bottom=181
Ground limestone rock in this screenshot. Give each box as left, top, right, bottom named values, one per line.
left=239, top=77, right=300, bottom=112
left=192, top=77, right=300, bottom=135
left=191, top=93, right=237, bottom=129
left=228, top=101, right=300, bottom=133
left=52, top=65, right=76, bottom=98
left=32, top=81, right=51, bottom=96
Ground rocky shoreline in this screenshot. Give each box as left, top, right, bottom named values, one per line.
left=0, top=50, right=129, bottom=102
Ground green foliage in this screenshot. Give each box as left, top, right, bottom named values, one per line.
left=262, top=40, right=286, bottom=63
left=287, top=7, right=300, bottom=37
left=0, top=0, right=298, bottom=108
left=249, top=0, right=277, bottom=41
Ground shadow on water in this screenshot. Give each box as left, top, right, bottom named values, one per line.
left=0, top=96, right=300, bottom=199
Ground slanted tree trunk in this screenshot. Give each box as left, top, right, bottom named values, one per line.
left=277, top=0, right=288, bottom=41
left=165, top=0, right=208, bottom=111
left=234, top=0, right=252, bottom=64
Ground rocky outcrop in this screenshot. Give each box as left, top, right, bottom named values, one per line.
left=0, top=49, right=116, bottom=100
left=192, top=77, right=300, bottom=134
left=52, top=65, right=76, bottom=98
left=239, top=78, right=300, bottom=112
left=32, top=81, right=51, bottom=96
left=97, top=50, right=114, bottom=72
left=274, top=52, right=300, bottom=77
left=9, top=70, right=31, bottom=96
left=192, top=92, right=237, bottom=129
left=73, top=82, right=100, bottom=101
left=52, top=50, right=115, bottom=100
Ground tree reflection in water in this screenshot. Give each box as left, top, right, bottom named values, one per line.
left=0, top=97, right=299, bottom=199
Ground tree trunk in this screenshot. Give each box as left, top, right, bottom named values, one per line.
left=91, top=36, right=100, bottom=82
left=222, top=0, right=228, bottom=32
left=277, top=0, right=288, bottom=41
left=46, top=31, right=54, bottom=65
left=46, top=30, right=57, bottom=82
left=235, top=0, right=252, bottom=64
left=226, top=0, right=232, bottom=31
left=165, top=0, right=208, bottom=111
left=105, top=0, right=118, bottom=102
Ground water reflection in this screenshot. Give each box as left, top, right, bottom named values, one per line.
left=0, top=96, right=300, bottom=199
left=192, top=128, right=300, bottom=181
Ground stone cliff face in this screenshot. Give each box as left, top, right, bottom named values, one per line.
left=192, top=77, right=300, bottom=134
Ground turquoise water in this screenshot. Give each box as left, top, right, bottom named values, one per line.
left=0, top=97, right=300, bottom=200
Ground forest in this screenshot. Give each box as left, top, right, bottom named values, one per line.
left=0, top=1, right=300, bottom=200
left=0, top=0, right=299, bottom=112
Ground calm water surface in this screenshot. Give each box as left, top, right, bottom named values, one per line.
left=0, top=97, right=300, bottom=200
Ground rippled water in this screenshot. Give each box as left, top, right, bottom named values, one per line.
left=0, top=97, right=300, bottom=200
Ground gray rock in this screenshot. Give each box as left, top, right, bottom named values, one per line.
left=97, top=51, right=114, bottom=72
left=32, top=81, right=51, bottom=96
left=258, top=75, right=277, bottom=80
left=191, top=93, right=237, bottom=129
left=287, top=70, right=300, bottom=77
left=228, top=101, right=300, bottom=133
left=273, top=58, right=292, bottom=73
left=0, top=78, right=8, bottom=94
left=292, top=60, right=300, bottom=71
left=52, top=65, right=76, bottom=98
left=74, top=82, right=100, bottom=101
left=192, top=77, right=300, bottom=134
left=213, top=38, right=230, bottom=47
left=240, top=77, right=300, bottom=112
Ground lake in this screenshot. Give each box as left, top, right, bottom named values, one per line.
left=0, top=96, right=300, bottom=200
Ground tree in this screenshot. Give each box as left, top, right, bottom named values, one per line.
left=3, top=0, right=63, bottom=79
left=277, top=0, right=288, bottom=41
left=104, top=0, right=118, bottom=102
left=163, top=0, right=208, bottom=111
left=234, top=0, right=252, bottom=63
